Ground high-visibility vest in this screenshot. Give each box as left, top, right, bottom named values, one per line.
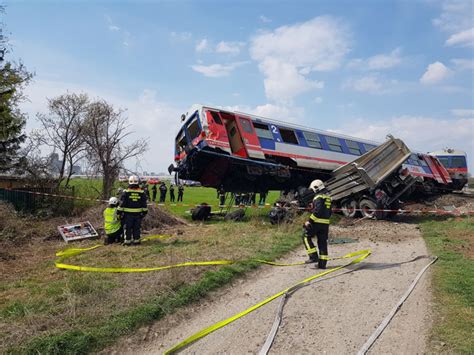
left=104, top=207, right=121, bottom=234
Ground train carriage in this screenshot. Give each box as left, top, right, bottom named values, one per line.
left=429, top=149, right=468, bottom=190
left=170, top=104, right=454, bottom=194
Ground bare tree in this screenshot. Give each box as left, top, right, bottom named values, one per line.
left=36, top=93, right=89, bottom=187
left=83, top=99, right=148, bottom=199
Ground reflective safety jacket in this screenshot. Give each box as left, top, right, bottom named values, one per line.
left=104, top=207, right=121, bottom=234
left=117, top=187, right=148, bottom=214
left=310, top=191, right=332, bottom=224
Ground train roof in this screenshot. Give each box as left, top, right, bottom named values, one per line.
left=429, top=149, right=467, bottom=156
left=185, top=104, right=380, bottom=146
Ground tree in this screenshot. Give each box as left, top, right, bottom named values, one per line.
left=35, top=93, right=89, bottom=187
left=0, top=6, right=33, bottom=173
left=83, top=100, right=148, bottom=198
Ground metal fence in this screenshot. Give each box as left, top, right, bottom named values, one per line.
left=0, top=187, right=76, bottom=216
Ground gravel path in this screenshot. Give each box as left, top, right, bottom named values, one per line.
left=104, top=219, right=433, bottom=355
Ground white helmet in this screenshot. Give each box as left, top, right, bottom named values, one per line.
left=128, top=175, right=139, bottom=185
left=108, top=197, right=119, bottom=206
left=309, top=179, right=325, bottom=193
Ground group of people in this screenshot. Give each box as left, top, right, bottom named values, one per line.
left=104, top=175, right=332, bottom=269
left=152, top=182, right=184, bottom=203
left=103, top=175, right=148, bottom=246
left=217, top=188, right=268, bottom=206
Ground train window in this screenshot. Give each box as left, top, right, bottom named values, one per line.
left=452, top=156, right=467, bottom=168
left=437, top=157, right=449, bottom=167
left=419, top=157, right=428, bottom=167
left=210, top=111, right=223, bottom=125
left=229, top=126, right=237, bottom=138
left=363, top=143, right=376, bottom=152
left=253, top=122, right=273, bottom=139
left=240, top=118, right=253, bottom=134
left=346, top=140, right=362, bottom=155
left=326, top=136, right=343, bottom=152
left=279, top=128, right=299, bottom=144
left=187, top=116, right=201, bottom=141
left=303, top=131, right=322, bottom=149
left=176, top=130, right=187, bottom=152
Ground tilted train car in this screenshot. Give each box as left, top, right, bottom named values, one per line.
left=429, top=149, right=468, bottom=190
left=170, top=104, right=451, bottom=194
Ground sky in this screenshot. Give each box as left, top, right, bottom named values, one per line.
left=3, top=0, right=474, bottom=173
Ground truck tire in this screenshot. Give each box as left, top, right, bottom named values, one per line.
left=359, top=199, right=377, bottom=219
left=341, top=199, right=359, bottom=218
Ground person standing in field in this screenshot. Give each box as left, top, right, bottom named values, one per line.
left=302, top=179, right=332, bottom=269
left=151, top=184, right=157, bottom=202
left=117, top=175, right=148, bottom=245
left=177, top=184, right=184, bottom=202
left=159, top=182, right=167, bottom=203
left=169, top=184, right=176, bottom=202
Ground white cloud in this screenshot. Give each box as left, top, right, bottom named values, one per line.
left=445, top=27, right=474, bottom=47
left=343, top=75, right=384, bottom=93
left=224, top=103, right=305, bottom=122
left=195, top=39, right=208, bottom=52
left=333, top=115, right=474, bottom=169
left=22, top=79, right=181, bottom=173
left=259, top=15, right=272, bottom=23
left=451, top=58, right=474, bottom=70
left=215, top=41, right=245, bottom=55
left=314, top=96, right=323, bottom=104
left=259, top=57, right=324, bottom=102
left=191, top=61, right=248, bottom=77
left=250, top=16, right=351, bottom=102
left=432, top=0, right=473, bottom=33
left=451, top=109, right=474, bottom=117
left=105, top=15, right=120, bottom=32
left=367, top=48, right=402, bottom=70
left=420, top=61, right=452, bottom=85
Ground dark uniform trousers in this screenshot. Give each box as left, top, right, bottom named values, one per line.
left=123, top=214, right=142, bottom=241
left=303, top=222, right=329, bottom=268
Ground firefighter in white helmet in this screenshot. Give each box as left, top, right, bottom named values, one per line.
left=303, top=179, right=332, bottom=268
left=117, top=175, right=148, bottom=245
left=103, top=197, right=123, bottom=245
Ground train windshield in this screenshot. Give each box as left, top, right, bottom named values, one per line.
left=187, top=115, right=201, bottom=141
left=451, top=156, right=467, bottom=168
left=175, top=129, right=187, bottom=154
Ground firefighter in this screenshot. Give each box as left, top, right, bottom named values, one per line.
left=218, top=186, right=226, bottom=206
left=117, top=175, right=148, bottom=245
left=103, top=197, right=123, bottom=245
left=303, top=179, right=332, bottom=269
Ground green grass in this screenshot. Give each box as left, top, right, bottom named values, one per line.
left=420, top=217, right=473, bottom=353
left=8, top=223, right=303, bottom=355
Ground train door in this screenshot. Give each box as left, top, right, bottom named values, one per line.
left=235, top=115, right=266, bottom=159
left=220, top=112, right=248, bottom=158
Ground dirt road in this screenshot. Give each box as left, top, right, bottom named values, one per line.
left=104, top=219, right=434, bottom=354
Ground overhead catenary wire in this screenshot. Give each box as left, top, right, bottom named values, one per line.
left=357, top=256, right=438, bottom=355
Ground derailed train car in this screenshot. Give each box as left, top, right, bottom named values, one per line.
left=169, top=104, right=454, bottom=196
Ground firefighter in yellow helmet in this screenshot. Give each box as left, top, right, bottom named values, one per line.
left=117, top=175, right=148, bottom=245
left=303, top=179, right=332, bottom=269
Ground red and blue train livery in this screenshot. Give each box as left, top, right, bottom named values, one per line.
left=170, top=104, right=454, bottom=193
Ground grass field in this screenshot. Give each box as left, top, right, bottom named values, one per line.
left=421, top=217, right=473, bottom=353
left=1, top=182, right=304, bottom=354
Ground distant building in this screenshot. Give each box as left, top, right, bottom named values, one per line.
left=49, top=153, right=82, bottom=176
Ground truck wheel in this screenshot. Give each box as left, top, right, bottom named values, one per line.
left=341, top=199, right=359, bottom=218
left=359, top=199, right=377, bottom=219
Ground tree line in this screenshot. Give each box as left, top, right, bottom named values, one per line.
left=0, top=6, right=148, bottom=198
